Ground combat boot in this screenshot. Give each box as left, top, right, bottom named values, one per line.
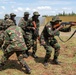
left=52, top=59, right=60, bottom=65
left=25, top=67, right=31, bottom=74
left=24, top=62, right=31, bottom=74
left=26, top=50, right=29, bottom=56
left=0, top=63, right=4, bottom=71
left=43, top=60, right=48, bottom=66
left=22, top=50, right=29, bottom=58
left=52, top=56, right=60, bottom=65
left=32, top=52, right=38, bottom=58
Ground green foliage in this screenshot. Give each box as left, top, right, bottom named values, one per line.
left=42, top=11, right=76, bottom=17
left=57, top=11, right=76, bottom=16
left=42, top=15, right=48, bottom=17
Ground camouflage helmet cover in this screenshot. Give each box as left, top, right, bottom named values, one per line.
left=33, top=11, right=40, bottom=16
left=4, top=14, right=9, bottom=19
left=24, top=12, right=30, bottom=16
left=52, top=16, right=62, bottom=22
left=10, top=13, right=16, bottom=17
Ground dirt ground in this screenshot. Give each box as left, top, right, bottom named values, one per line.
left=0, top=26, right=76, bottom=75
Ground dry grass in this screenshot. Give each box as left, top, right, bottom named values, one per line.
left=44, top=16, right=76, bottom=25
left=0, top=33, right=76, bottom=75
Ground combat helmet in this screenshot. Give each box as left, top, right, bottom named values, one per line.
left=33, top=11, right=40, bottom=16
left=24, top=12, right=30, bottom=16
left=52, top=16, right=62, bottom=22
left=10, top=13, right=16, bottom=17
left=4, top=14, right=9, bottom=19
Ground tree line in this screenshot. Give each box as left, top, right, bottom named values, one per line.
left=42, top=11, right=76, bottom=17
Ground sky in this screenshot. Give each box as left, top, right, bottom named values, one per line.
left=0, top=0, right=76, bottom=18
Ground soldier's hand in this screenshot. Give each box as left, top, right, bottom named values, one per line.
left=37, top=36, right=40, bottom=40
left=40, top=40, right=45, bottom=46
left=71, top=22, right=76, bottom=26
left=32, top=27, right=35, bottom=30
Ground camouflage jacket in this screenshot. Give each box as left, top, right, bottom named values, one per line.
left=0, top=19, right=5, bottom=31
left=28, top=17, right=40, bottom=30
left=40, top=22, right=71, bottom=41
left=0, top=19, right=15, bottom=47
left=26, top=17, right=40, bottom=36
left=18, top=17, right=28, bottom=31
left=0, top=20, right=4, bottom=47
left=3, top=19, right=15, bottom=30
left=2, top=26, right=27, bottom=52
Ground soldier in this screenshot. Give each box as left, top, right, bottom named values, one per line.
left=0, top=14, right=14, bottom=48
left=18, top=12, right=30, bottom=31
left=10, top=13, right=16, bottom=25
left=18, top=12, right=30, bottom=58
left=40, top=16, right=75, bottom=66
left=0, top=14, right=9, bottom=47
left=0, top=20, right=31, bottom=74
left=4, top=14, right=9, bottom=20
left=25, top=11, right=40, bottom=58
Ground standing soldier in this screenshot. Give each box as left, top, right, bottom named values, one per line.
left=18, top=12, right=30, bottom=31
left=25, top=11, right=40, bottom=58
left=0, top=20, right=31, bottom=74
left=40, top=16, right=75, bottom=66
left=0, top=14, right=9, bottom=47
left=9, top=13, right=16, bottom=25
left=18, top=12, right=30, bottom=57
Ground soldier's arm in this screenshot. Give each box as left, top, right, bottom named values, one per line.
left=2, top=31, right=10, bottom=50
left=46, top=24, right=63, bottom=36
left=46, top=25, right=55, bottom=36
left=40, top=33, right=45, bottom=45
left=59, top=22, right=76, bottom=32
left=18, top=18, right=26, bottom=30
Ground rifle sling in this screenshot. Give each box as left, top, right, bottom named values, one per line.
left=58, top=30, right=76, bottom=42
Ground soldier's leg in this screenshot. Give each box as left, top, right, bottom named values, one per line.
left=32, top=39, right=38, bottom=58
left=16, top=51, right=31, bottom=74
left=43, top=45, right=52, bottom=66
left=0, top=51, right=14, bottom=67
left=23, top=33, right=33, bottom=58
left=52, top=39, right=60, bottom=64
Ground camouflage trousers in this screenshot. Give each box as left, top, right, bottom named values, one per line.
left=32, top=38, right=37, bottom=54
left=43, top=38, right=60, bottom=61
left=25, top=32, right=33, bottom=50
left=0, top=50, right=29, bottom=68
left=25, top=32, right=37, bottom=54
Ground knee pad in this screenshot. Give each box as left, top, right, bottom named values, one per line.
left=54, top=43, right=60, bottom=50
left=46, top=49, right=52, bottom=55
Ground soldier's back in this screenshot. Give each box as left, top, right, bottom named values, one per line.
left=5, top=26, right=27, bottom=51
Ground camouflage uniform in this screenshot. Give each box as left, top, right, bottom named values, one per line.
left=0, top=14, right=15, bottom=48
left=25, top=11, right=40, bottom=58
left=9, top=13, right=16, bottom=25
left=0, top=22, right=31, bottom=73
left=40, top=16, right=71, bottom=66
left=0, top=20, right=5, bottom=47
left=18, top=12, right=30, bottom=31
left=18, top=12, right=30, bottom=57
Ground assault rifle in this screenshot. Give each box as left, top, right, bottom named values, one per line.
left=53, top=21, right=76, bottom=42
left=53, top=21, right=76, bottom=29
